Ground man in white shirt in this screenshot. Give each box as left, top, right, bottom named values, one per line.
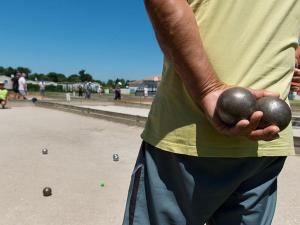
left=39, top=80, right=46, bottom=99
left=18, top=73, right=27, bottom=100
left=144, top=87, right=149, bottom=97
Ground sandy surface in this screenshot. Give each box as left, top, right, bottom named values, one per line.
left=0, top=106, right=142, bottom=225
left=80, top=105, right=150, bottom=117
left=274, top=157, right=300, bottom=225
left=0, top=105, right=299, bottom=225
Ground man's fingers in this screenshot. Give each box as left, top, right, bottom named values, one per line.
left=248, top=125, right=280, bottom=141
left=227, top=119, right=249, bottom=136
left=249, top=89, right=280, bottom=99
left=263, top=133, right=280, bottom=142
left=246, top=111, right=263, bottom=131
left=235, top=119, right=249, bottom=128
left=230, top=111, right=263, bottom=136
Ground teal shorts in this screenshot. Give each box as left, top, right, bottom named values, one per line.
left=122, top=142, right=286, bottom=225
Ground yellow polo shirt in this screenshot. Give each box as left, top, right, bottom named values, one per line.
left=0, top=89, right=8, bottom=100
left=142, top=0, right=300, bottom=157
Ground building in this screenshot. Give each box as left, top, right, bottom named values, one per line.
left=0, top=75, right=13, bottom=89
left=128, top=79, right=143, bottom=93
left=143, top=75, right=162, bottom=91
left=128, top=75, right=162, bottom=95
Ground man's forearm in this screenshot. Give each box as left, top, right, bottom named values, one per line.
left=144, top=0, right=223, bottom=105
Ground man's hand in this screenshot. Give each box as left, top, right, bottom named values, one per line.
left=201, top=86, right=280, bottom=141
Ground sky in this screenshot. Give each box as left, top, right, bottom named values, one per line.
left=0, top=0, right=163, bottom=81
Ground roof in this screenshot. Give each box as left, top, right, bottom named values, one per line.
left=128, top=80, right=143, bottom=86
left=0, top=75, right=11, bottom=79
left=0, top=75, right=12, bottom=82
left=128, top=75, right=162, bottom=87
left=143, top=75, right=162, bottom=81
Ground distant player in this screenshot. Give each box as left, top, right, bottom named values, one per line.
left=18, top=73, right=27, bottom=100
left=39, top=80, right=46, bottom=99
left=0, top=82, right=8, bottom=109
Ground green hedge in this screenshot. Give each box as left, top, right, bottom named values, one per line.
left=46, top=84, right=63, bottom=92
left=27, top=83, right=64, bottom=92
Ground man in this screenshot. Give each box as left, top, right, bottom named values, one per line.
left=0, top=82, right=8, bottom=109
left=38, top=80, right=46, bottom=99
left=18, top=73, right=27, bottom=100
left=122, top=1, right=300, bottom=225
left=97, top=85, right=102, bottom=96
left=78, top=84, right=83, bottom=97
left=85, top=82, right=92, bottom=99
left=11, top=72, right=20, bottom=100
left=114, top=82, right=122, bottom=100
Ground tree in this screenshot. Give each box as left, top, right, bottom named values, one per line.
left=94, top=80, right=105, bottom=86
left=68, top=74, right=81, bottom=82
left=0, top=66, right=5, bottom=74
left=28, top=73, right=50, bottom=81
left=4, top=67, right=16, bottom=76
left=106, top=79, right=114, bottom=88
left=79, top=69, right=85, bottom=77
left=78, top=69, right=93, bottom=82
left=47, top=72, right=67, bottom=82
left=0, top=66, right=32, bottom=77
left=115, top=78, right=126, bottom=88
left=16, top=67, right=31, bottom=75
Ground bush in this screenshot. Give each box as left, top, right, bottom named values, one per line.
left=27, top=83, right=39, bottom=92
left=46, top=85, right=63, bottom=92
left=27, top=83, right=64, bottom=92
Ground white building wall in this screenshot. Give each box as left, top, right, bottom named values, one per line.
left=0, top=75, right=13, bottom=89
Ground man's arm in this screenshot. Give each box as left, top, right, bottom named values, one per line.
left=144, top=0, right=221, bottom=103
left=144, top=0, right=280, bottom=140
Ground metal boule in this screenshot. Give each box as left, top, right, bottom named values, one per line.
left=42, top=148, right=48, bottom=155
left=43, top=187, right=52, bottom=197
left=32, top=97, right=38, bottom=103
left=113, top=154, right=119, bottom=161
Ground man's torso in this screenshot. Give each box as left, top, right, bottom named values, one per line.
left=142, top=0, right=300, bottom=157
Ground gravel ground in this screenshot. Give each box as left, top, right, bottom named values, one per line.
left=80, top=105, right=150, bottom=117
left=0, top=106, right=142, bottom=225
left=0, top=106, right=299, bottom=225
